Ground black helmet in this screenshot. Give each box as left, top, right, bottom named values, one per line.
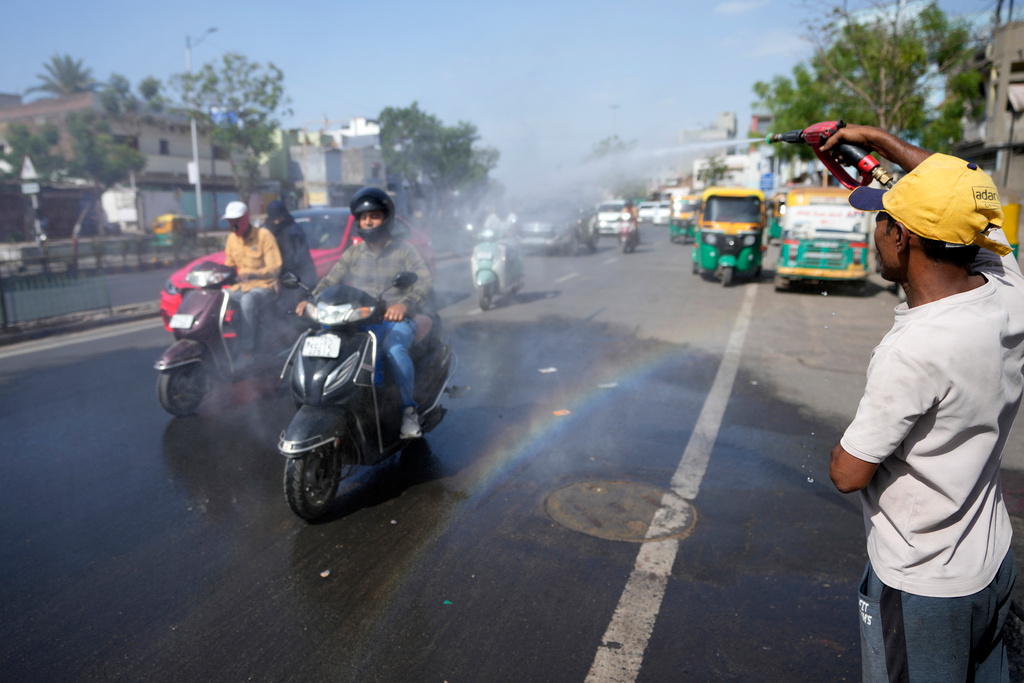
left=350, top=187, right=394, bottom=243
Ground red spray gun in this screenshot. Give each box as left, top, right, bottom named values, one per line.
left=767, top=120, right=894, bottom=189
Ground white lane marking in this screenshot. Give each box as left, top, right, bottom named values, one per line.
left=555, top=272, right=580, bottom=283
left=586, top=285, right=758, bottom=683
left=0, top=317, right=166, bottom=360
left=603, top=258, right=619, bottom=265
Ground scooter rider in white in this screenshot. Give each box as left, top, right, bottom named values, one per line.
left=296, top=188, right=433, bottom=438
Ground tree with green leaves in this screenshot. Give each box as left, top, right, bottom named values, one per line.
left=587, top=135, right=638, bottom=160
left=64, top=111, right=146, bottom=237
left=379, top=102, right=499, bottom=212
left=100, top=74, right=166, bottom=117
left=171, top=53, right=291, bottom=202
left=0, top=122, right=64, bottom=181
left=753, top=1, right=980, bottom=158
left=26, top=54, right=97, bottom=97
left=697, top=154, right=730, bottom=187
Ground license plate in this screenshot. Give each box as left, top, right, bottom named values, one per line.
left=475, top=250, right=494, bottom=260
left=302, top=334, right=341, bottom=358
left=169, top=313, right=194, bottom=329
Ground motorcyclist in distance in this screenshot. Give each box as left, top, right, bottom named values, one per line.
left=295, top=188, right=433, bottom=438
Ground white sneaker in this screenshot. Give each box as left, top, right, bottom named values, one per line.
left=400, top=407, right=422, bottom=439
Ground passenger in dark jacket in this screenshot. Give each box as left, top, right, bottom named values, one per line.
left=266, top=201, right=318, bottom=308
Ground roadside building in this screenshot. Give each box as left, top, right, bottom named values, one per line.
left=0, top=91, right=237, bottom=238
left=953, top=19, right=1024, bottom=203
left=283, top=116, right=386, bottom=210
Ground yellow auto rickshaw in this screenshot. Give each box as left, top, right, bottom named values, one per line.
left=152, top=214, right=198, bottom=246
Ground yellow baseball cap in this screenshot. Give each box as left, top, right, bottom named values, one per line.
left=849, top=153, right=1010, bottom=256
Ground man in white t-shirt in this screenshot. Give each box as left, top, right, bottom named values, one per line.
left=822, top=124, right=1024, bottom=682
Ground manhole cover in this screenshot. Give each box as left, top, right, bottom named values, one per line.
left=545, top=481, right=696, bottom=542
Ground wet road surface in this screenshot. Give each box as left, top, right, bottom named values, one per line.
left=3, top=228, right=1024, bottom=681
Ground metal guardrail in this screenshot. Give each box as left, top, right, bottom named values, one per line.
left=0, top=271, right=111, bottom=325
left=0, top=233, right=226, bottom=328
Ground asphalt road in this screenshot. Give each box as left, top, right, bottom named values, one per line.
left=3, top=227, right=1024, bottom=681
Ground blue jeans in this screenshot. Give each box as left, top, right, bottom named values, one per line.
left=229, top=287, right=274, bottom=353
left=382, top=319, right=417, bottom=410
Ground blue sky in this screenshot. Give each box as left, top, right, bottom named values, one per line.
left=3, top=0, right=998, bottom=194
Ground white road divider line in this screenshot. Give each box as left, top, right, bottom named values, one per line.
left=555, top=272, right=580, bottom=283
left=586, top=285, right=758, bottom=683
left=603, top=258, right=619, bottom=265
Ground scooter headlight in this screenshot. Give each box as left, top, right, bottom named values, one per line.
left=315, top=302, right=373, bottom=326
left=185, top=269, right=230, bottom=288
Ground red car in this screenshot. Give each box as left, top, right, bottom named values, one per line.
left=160, top=207, right=436, bottom=330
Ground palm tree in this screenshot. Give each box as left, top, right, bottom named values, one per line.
left=26, top=54, right=97, bottom=97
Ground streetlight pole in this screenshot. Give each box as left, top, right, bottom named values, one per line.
left=186, top=28, right=216, bottom=229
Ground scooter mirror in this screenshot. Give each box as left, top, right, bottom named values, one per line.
left=280, top=272, right=301, bottom=289
left=392, top=271, right=418, bottom=290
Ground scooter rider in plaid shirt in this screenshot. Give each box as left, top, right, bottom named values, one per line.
left=296, top=188, right=432, bottom=439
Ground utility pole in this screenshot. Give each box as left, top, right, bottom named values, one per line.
left=186, top=27, right=216, bottom=229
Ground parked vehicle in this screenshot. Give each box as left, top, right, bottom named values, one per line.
left=471, top=221, right=525, bottom=310
left=669, top=194, right=701, bottom=243
left=774, top=187, right=870, bottom=293
left=278, top=271, right=457, bottom=522
left=154, top=261, right=303, bottom=416
left=691, top=187, right=765, bottom=286
left=159, top=208, right=435, bottom=329
left=595, top=200, right=627, bottom=235
left=152, top=214, right=197, bottom=247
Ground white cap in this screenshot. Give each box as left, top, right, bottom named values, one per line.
left=221, top=201, right=248, bottom=220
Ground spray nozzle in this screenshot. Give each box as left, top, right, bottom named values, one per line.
left=765, top=120, right=891, bottom=189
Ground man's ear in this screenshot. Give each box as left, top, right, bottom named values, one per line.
left=893, top=222, right=912, bottom=252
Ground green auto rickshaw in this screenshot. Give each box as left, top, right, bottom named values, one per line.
left=669, top=194, right=701, bottom=243
left=691, top=187, right=765, bottom=286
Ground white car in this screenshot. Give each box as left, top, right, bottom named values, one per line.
left=595, top=200, right=627, bottom=235
left=651, top=200, right=672, bottom=225
left=637, top=201, right=659, bottom=223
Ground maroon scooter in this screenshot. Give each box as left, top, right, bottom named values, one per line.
left=154, top=260, right=302, bottom=417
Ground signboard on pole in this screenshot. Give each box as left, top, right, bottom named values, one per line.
left=760, top=173, right=774, bottom=192
left=21, top=182, right=40, bottom=195
left=20, top=156, right=38, bottom=181
left=187, top=161, right=199, bottom=185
